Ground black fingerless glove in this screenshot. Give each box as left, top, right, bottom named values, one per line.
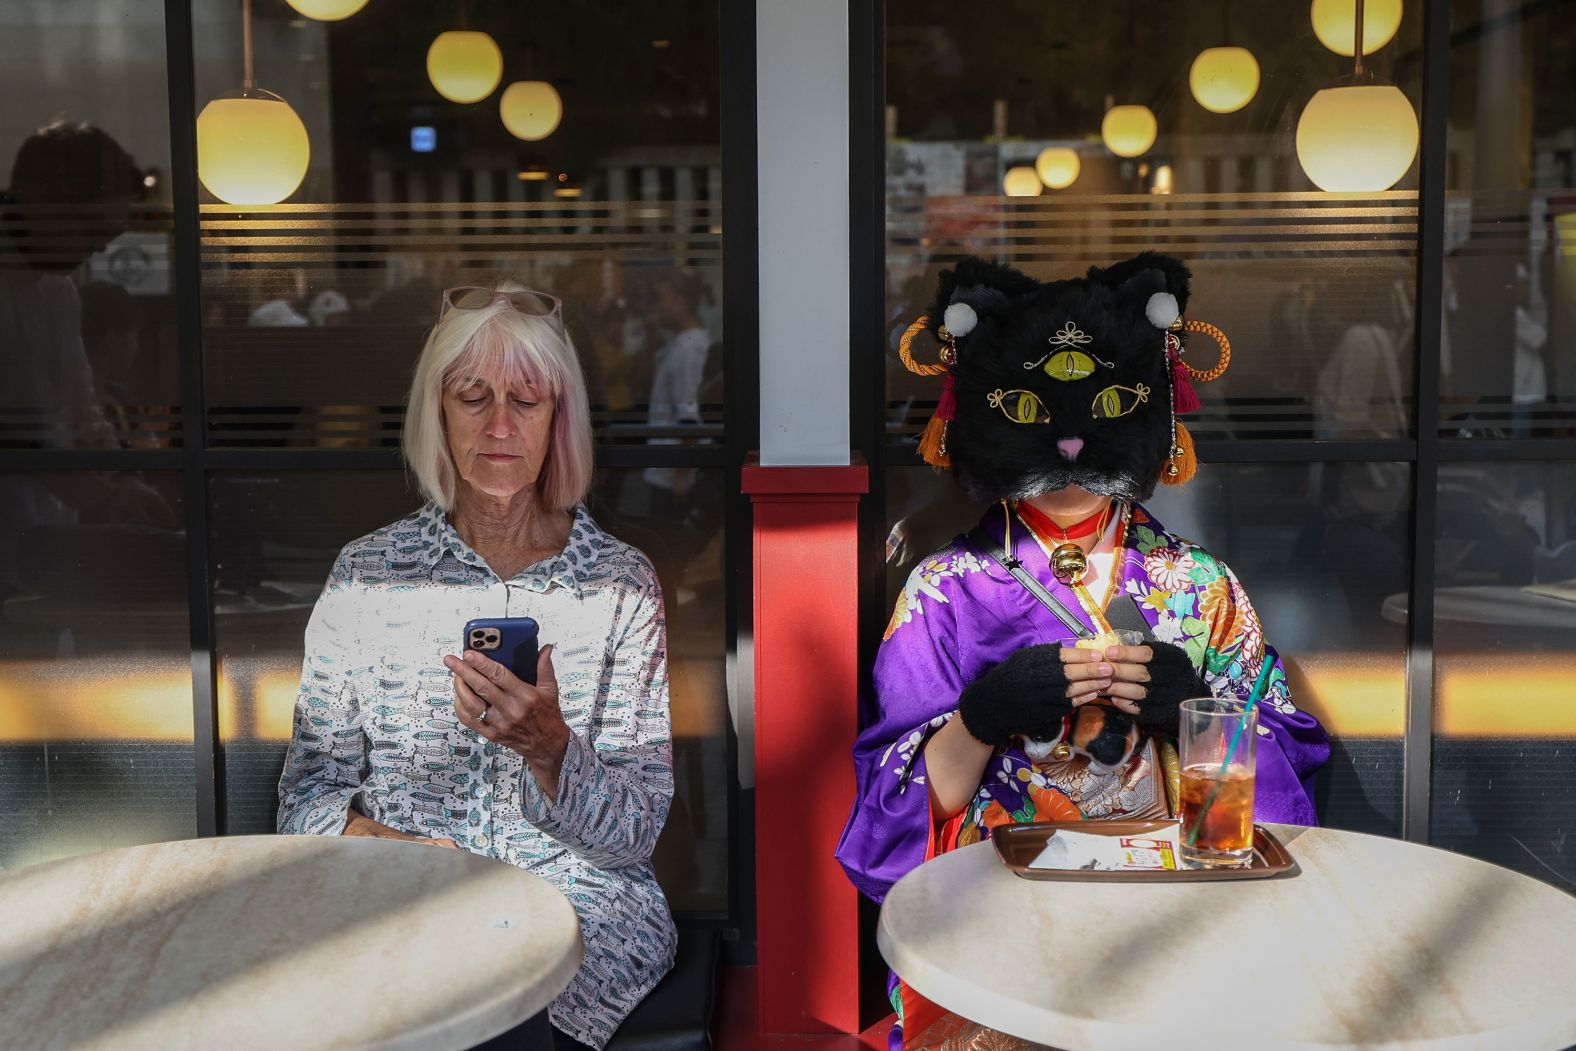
left=958, top=643, right=1074, bottom=747
left=1135, top=640, right=1211, bottom=732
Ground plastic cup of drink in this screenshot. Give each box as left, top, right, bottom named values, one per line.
left=1178, top=697, right=1257, bottom=869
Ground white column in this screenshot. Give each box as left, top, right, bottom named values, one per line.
left=756, top=0, right=849, bottom=466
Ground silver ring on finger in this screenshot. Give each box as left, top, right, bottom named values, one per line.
left=478, top=706, right=489, bottom=723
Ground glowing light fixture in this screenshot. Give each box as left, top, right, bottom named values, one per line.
left=1034, top=147, right=1081, bottom=190
left=196, top=0, right=310, bottom=205
left=499, top=81, right=563, bottom=141
left=1311, top=0, right=1402, bottom=56
left=1151, top=164, right=1175, bottom=194
left=427, top=30, right=504, bottom=103
left=1296, top=85, right=1417, bottom=191
left=1189, top=46, right=1260, bottom=113
left=284, top=0, right=369, bottom=20
left=554, top=187, right=584, bottom=199
left=1101, top=105, right=1157, bottom=158
left=1296, top=0, right=1417, bottom=191
left=1003, top=166, right=1043, bottom=197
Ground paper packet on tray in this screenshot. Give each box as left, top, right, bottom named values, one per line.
left=1028, top=823, right=1183, bottom=872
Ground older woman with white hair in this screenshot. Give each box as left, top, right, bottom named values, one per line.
left=277, top=284, right=676, bottom=1049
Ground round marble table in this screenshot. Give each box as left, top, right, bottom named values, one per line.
left=0, top=835, right=583, bottom=1051
left=879, top=825, right=1576, bottom=1050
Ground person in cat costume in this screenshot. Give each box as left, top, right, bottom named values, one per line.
left=835, top=253, right=1330, bottom=1049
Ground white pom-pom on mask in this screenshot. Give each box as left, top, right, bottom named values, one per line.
left=943, top=302, right=978, bottom=339
left=1145, top=292, right=1180, bottom=330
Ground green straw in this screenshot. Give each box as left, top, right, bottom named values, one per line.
left=1184, top=658, right=1275, bottom=847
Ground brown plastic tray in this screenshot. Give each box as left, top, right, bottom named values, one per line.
left=993, top=820, right=1296, bottom=882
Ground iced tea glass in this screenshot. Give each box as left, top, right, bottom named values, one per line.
left=1178, top=698, right=1257, bottom=869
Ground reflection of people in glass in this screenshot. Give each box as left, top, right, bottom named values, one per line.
left=641, top=268, right=714, bottom=511
left=1309, top=275, right=1412, bottom=623
left=0, top=121, right=144, bottom=450
left=0, top=122, right=173, bottom=603
left=1510, top=262, right=1549, bottom=433
left=78, top=281, right=144, bottom=447
left=277, top=284, right=675, bottom=1049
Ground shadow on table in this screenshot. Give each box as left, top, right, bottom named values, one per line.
left=1060, top=850, right=1523, bottom=1045
left=0, top=840, right=509, bottom=1049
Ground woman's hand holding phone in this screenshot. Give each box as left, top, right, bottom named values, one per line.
left=444, top=644, right=573, bottom=801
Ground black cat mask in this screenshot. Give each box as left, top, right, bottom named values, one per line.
left=899, top=252, right=1231, bottom=504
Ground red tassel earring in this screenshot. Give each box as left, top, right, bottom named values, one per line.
left=1167, top=333, right=1202, bottom=415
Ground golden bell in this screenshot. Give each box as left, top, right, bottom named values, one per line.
left=1051, top=741, right=1072, bottom=761
left=1050, top=543, right=1088, bottom=585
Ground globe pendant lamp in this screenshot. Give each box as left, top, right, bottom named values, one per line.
left=1296, top=0, right=1417, bottom=191
left=1311, top=0, right=1402, bottom=56
left=1003, top=165, right=1043, bottom=197
left=1102, top=104, right=1157, bottom=158
left=500, top=81, right=563, bottom=141
left=1190, top=46, right=1260, bottom=113
left=284, top=0, right=369, bottom=20
left=196, top=0, right=310, bottom=205
left=1035, top=147, right=1081, bottom=190
left=428, top=30, right=504, bottom=103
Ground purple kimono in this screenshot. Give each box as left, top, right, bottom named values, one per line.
left=836, top=502, right=1330, bottom=906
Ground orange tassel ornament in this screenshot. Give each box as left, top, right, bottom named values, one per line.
left=1162, top=421, right=1198, bottom=486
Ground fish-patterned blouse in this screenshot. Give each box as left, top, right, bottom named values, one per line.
left=277, top=502, right=676, bottom=1048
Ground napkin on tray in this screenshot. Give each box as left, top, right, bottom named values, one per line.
left=1029, top=823, right=1183, bottom=871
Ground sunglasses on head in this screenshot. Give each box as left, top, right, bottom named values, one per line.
left=439, top=286, right=565, bottom=336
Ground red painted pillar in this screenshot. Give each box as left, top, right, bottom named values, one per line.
left=742, top=458, right=868, bottom=1035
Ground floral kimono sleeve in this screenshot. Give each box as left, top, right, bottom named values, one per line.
left=835, top=553, right=978, bottom=904
left=1189, top=552, right=1330, bottom=825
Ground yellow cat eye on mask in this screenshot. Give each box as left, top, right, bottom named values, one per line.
left=1091, top=383, right=1151, bottom=419
left=1022, top=322, right=1113, bottom=381
left=1042, top=351, right=1098, bottom=381
left=987, top=388, right=1053, bottom=425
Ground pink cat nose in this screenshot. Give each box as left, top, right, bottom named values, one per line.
left=1057, top=438, right=1085, bottom=462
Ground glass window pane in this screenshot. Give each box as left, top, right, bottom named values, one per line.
left=0, top=2, right=181, bottom=450
left=191, top=5, right=723, bottom=449
left=885, top=1, right=1423, bottom=444
left=886, top=462, right=1411, bottom=836
left=1430, top=461, right=1576, bottom=888
left=1441, top=0, right=1576, bottom=438
left=212, top=469, right=728, bottom=913
left=0, top=472, right=191, bottom=868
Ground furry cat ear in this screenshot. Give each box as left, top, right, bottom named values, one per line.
left=928, top=256, right=1040, bottom=341
left=1088, top=251, right=1192, bottom=318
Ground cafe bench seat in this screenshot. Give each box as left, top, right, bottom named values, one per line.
left=606, top=925, right=720, bottom=1051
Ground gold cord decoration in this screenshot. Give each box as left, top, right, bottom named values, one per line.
left=1181, top=320, right=1231, bottom=382
left=898, top=315, right=949, bottom=377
